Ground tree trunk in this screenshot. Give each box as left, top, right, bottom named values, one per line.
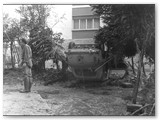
left=42, top=60, right=45, bottom=70
left=61, top=60, right=68, bottom=81
left=3, top=43, right=8, bottom=69
left=132, top=52, right=143, bottom=104
left=13, top=42, right=20, bottom=63
left=62, top=60, right=68, bottom=73
left=141, top=55, right=146, bottom=76
left=10, top=42, right=15, bottom=69
left=3, top=54, right=5, bottom=70
left=39, top=60, right=45, bottom=71
left=55, top=60, right=60, bottom=71
left=131, top=57, right=136, bottom=74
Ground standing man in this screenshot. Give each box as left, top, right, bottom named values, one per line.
left=19, top=38, right=33, bottom=93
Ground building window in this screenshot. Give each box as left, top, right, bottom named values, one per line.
left=74, top=19, right=79, bottom=29
left=94, top=18, right=100, bottom=28
left=80, top=19, right=86, bottom=29
left=73, top=18, right=99, bottom=30
left=87, top=18, right=92, bottom=29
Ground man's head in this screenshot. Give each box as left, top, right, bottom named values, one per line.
left=20, top=38, right=27, bottom=47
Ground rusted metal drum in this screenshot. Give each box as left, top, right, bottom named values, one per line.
left=66, top=48, right=105, bottom=80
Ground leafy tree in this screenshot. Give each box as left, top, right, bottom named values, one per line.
left=3, top=14, right=23, bottom=68
left=92, top=5, right=138, bottom=58
left=92, top=4, right=155, bottom=104
left=16, top=5, right=50, bottom=30
left=16, top=5, right=67, bottom=72
left=28, top=26, right=65, bottom=71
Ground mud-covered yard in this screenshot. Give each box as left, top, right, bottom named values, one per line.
left=3, top=69, right=134, bottom=116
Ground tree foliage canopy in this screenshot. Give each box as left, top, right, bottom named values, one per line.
left=92, top=4, right=155, bottom=60
left=16, top=5, right=65, bottom=71
left=3, top=14, right=23, bottom=43
left=16, top=5, right=51, bottom=30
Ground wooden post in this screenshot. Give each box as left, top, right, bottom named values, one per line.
left=142, top=54, right=146, bottom=76
left=131, top=57, right=136, bottom=74
left=132, top=38, right=142, bottom=104
left=132, top=52, right=142, bottom=104
left=10, top=41, right=15, bottom=69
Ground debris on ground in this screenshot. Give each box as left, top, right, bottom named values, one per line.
left=3, top=68, right=155, bottom=116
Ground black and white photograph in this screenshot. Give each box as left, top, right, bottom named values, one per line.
left=3, top=4, right=155, bottom=116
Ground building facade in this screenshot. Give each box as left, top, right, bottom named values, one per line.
left=62, top=5, right=103, bottom=49
left=72, top=6, right=100, bottom=39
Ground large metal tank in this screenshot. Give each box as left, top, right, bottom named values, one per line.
left=65, top=42, right=105, bottom=80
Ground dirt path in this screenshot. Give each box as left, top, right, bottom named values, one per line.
left=3, top=69, right=131, bottom=116
left=3, top=81, right=130, bottom=115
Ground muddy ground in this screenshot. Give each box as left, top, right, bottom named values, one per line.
left=3, top=69, right=133, bottom=116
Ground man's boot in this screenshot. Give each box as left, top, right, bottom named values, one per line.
left=29, top=77, right=33, bottom=92
left=20, top=77, right=30, bottom=93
